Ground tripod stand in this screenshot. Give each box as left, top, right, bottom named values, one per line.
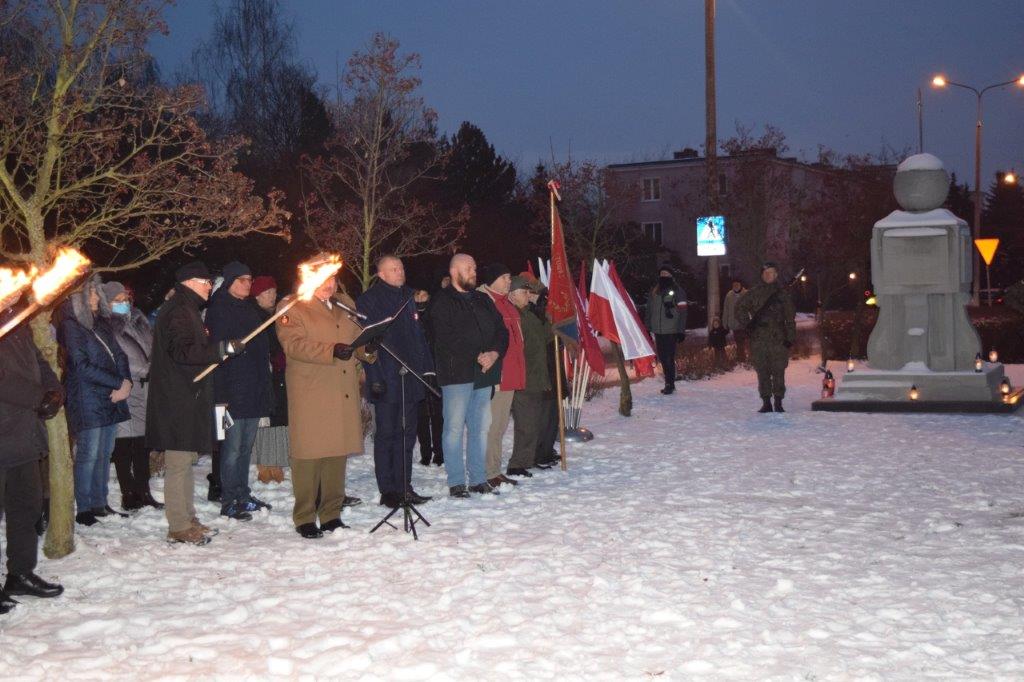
left=346, top=297, right=440, bottom=540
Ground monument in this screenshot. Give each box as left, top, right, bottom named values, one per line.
left=813, top=153, right=1020, bottom=412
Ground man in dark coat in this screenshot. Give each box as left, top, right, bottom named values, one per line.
left=357, top=255, right=434, bottom=509
left=429, top=253, right=509, bottom=497
left=0, top=292, right=65, bottom=613
left=645, top=264, right=687, bottom=395
left=507, top=276, right=552, bottom=476
left=735, top=262, right=797, bottom=413
left=206, top=261, right=273, bottom=519
left=146, top=261, right=245, bottom=544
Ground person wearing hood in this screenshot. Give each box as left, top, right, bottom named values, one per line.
left=645, top=265, right=687, bottom=395
left=57, top=275, right=132, bottom=526
left=357, top=255, right=434, bottom=509
left=146, top=261, right=246, bottom=545
left=477, top=263, right=525, bottom=489
left=205, top=261, right=273, bottom=521
left=103, top=281, right=161, bottom=512
left=1, top=288, right=65, bottom=613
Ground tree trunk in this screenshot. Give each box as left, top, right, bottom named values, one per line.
left=30, top=315, right=75, bottom=559
left=613, top=342, right=632, bottom=417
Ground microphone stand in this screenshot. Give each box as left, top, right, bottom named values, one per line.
left=339, top=296, right=435, bottom=540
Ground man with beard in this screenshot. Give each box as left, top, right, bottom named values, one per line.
left=429, top=254, right=509, bottom=498
left=645, top=265, right=687, bottom=395
left=357, top=255, right=433, bottom=509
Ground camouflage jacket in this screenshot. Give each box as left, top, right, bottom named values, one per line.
left=734, top=281, right=796, bottom=346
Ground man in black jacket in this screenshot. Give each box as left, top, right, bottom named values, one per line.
left=146, top=261, right=245, bottom=545
left=0, top=292, right=65, bottom=613
left=206, top=261, right=273, bottom=520
left=429, top=254, right=509, bottom=497
left=358, top=255, right=434, bottom=509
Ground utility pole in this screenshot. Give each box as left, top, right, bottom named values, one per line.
left=705, top=0, right=720, bottom=321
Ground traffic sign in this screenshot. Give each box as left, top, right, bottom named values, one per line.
left=975, top=238, right=1000, bottom=266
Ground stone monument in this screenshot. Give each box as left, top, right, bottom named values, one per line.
left=813, top=153, right=1018, bottom=412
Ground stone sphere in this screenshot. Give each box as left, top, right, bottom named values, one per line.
left=893, top=153, right=949, bottom=211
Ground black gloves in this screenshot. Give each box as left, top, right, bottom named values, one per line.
left=369, top=382, right=386, bottom=400
left=333, top=343, right=354, bottom=361
left=36, top=390, right=63, bottom=420
left=220, top=339, right=246, bottom=357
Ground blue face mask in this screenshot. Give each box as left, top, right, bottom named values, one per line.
left=111, top=301, right=131, bottom=316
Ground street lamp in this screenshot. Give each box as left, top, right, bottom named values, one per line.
left=931, top=73, right=1024, bottom=305
left=1003, top=171, right=1017, bottom=185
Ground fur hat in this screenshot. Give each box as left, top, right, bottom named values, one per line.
left=479, top=263, right=511, bottom=286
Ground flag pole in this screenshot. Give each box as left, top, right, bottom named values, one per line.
left=549, top=182, right=568, bottom=471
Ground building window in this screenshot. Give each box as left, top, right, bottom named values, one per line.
left=718, top=173, right=728, bottom=197
left=642, top=178, right=661, bottom=201
left=642, top=221, right=663, bottom=245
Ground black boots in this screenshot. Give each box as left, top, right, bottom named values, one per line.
left=773, top=396, right=785, bottom=413
left=4, top=572, right=64, bottom=599
left=206, top=473, right=222, bottom=503
left=758, top=398, right=773, bottom=413
left=296, top=522, right=323, bottom=539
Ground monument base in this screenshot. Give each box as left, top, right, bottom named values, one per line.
left=812, top=364, right=1022, bottom=413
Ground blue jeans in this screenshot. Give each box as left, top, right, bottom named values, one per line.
left=74, top=424, right=118, bottom=512
left=220, top=417, right=259, bottom=510
left=441, top=384, right=492, bottom=488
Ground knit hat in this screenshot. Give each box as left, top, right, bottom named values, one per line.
left=220, top=261, right=251, bottom=291
left=102, top=280, right=126, bottom=301
left=509, top=275, right=532, bottom=292
left=479, top=263, right=511, bottom=286
left=251, top=275, right=277, bottom=298
left=175, top=260, right=211, bottom=283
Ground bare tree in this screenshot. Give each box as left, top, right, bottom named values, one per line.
left=0, top=0, right=289, bottom=558
left=303, top=33, right=465, bottom=290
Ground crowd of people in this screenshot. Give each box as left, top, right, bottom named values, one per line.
left=0, top=251, right=794, bottom=614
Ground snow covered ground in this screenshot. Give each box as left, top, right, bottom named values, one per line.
left=4, top=359, right=1024, bottom=679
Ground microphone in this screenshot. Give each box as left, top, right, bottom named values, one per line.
left=332, top=298, right=367, bottom=320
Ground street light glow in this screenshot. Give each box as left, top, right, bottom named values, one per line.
left=932, top=75, right=947, bottom=87
left=1018, top=75, right=1024, bottom=86
left=799, top=274, right=807, bottom=282
left=1004, top=171, right=1017, bottom=185
left=848, top=272, right=857, bottom=280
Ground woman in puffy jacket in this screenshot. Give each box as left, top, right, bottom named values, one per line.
left=58, top=275, right=132, bottom=526
left=103, top=281, right=162, bottom=511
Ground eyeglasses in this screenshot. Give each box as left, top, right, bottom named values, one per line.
left=191, top=278, right=213, bottom=287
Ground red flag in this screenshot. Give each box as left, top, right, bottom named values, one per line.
left=547, top=184, right=574, bottom=325
left=588, top=261, right=620, bottom=344
left=571, top=278, right=606, bottom=376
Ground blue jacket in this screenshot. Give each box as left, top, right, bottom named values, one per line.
left=58, top=295, right=131, bottom=435
left=357, top=282, right=433, bottom=404
left=205, top=289, right=272, bottom=419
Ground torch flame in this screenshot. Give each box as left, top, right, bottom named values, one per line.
left=296, top=254, right=343, bottom=301
left=0, top=264, right=38, bottom=307
left=31, top=248, right=91, bottom=305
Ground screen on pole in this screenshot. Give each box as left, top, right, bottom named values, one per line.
left=696, top=215, right=727, bottom=256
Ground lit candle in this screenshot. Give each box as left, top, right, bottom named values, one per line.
left=909, top=385, right=919, bottom=401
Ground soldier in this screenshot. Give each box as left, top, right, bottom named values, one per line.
left=735, top=262, right=796, bottom=413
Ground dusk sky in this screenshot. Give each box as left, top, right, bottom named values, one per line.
left=149, top=0, right=1024, bottom=190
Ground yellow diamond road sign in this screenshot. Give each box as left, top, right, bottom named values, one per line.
left=975, top=238, right=999, bottom=266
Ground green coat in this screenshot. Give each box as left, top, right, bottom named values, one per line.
left=734, top=281, right=796, bottom=348
left=519, top=306, right=552, bottom=392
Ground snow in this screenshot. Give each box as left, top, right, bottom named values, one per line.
left=898, top=153, right=945, bottom=172
left=4, top=360, right=1024, bottom=678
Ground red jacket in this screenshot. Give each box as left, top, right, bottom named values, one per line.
left=481, top=286, right=525, bottom=391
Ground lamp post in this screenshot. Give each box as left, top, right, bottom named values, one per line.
left=931, top=74, right=1024, bottom=306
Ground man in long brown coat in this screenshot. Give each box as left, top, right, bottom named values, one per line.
left=276, top=274, right=371, bottom=539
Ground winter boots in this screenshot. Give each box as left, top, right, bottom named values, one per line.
left=167, top=525, right=211, bottom=546
left=758, top=398, right=773, bottom=413
left=773, top=396, right=785, bottom=413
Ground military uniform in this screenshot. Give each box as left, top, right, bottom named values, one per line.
left=735, top=281, right=796, bottom=405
